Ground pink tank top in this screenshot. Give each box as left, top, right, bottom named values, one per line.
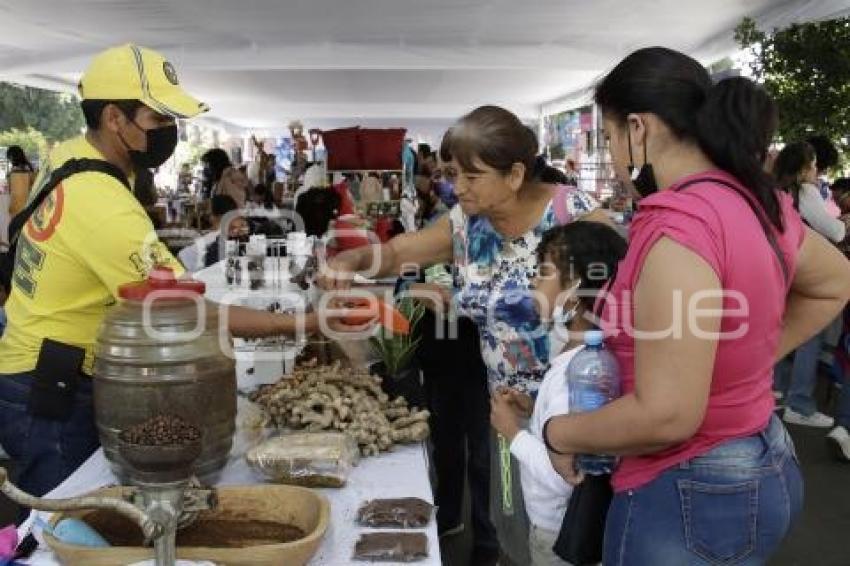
left=601, top=170, right=805, bottom=492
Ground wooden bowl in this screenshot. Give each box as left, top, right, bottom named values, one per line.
left=44, top=485, right=330, bottom=566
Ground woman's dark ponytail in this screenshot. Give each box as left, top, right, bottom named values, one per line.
left=695, top=78, right=782, bottom=229
left=595, top=47, right=784, bottom=231
left=532, top=154, right=548, bottom=180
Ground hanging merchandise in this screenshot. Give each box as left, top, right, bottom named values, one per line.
left=402, top=141, right=417, bottom=199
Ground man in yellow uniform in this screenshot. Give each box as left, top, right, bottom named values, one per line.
left=0, top=44, right=341, bottom=505
left=0, top=44, right=206, bottom=503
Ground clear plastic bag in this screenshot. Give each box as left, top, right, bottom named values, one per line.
left=356, top=498, right=434, bottom=528
left=229, top=396, right=270, bottom=462
left=353, top=532, right=428, bottom=562
left=245, top=432, right=359, bottom=488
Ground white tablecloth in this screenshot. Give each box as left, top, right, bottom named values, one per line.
left=17, top=264, right=440, bottom=564
left=192, top=260, right=398, bottom=305
left=194, top=260, right=306, bottom=305
left=192, top=260, right=392, bottom=385
left=20, top=443, right=439, bottom=566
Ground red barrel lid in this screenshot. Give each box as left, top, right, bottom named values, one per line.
left=118, top=267, right=206, bottom=301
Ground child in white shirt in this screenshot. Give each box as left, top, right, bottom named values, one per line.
left=490, top=221, right=627, bottom=566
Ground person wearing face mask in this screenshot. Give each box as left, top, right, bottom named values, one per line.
left=542, top=47, right=850, bottom=565
left=0, top=44, right=353, bottom=507
left=0, top=44, right=202, bottom=505
left=432, top=147, right=459, bottom=209
left=320, top=106, right=602, bottom=565
left=321, top=106, right=602, bottom=393
left=432, top=175, right=458, bottom=209
left=397, top=138, right=497, bottom=562
left=413, top=163, right=448, bottom=229
left=490, top=221, right=626, bottom=566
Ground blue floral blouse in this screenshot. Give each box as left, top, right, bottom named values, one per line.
left=449, top=189, right=596, bottom=393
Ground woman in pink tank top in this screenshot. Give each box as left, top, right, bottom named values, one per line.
left=544, top=47, right=850, bottom=565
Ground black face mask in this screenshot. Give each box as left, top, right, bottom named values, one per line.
left=627, top=131, right=658, bottom=198
left=118, top=118, right=178, bottom=169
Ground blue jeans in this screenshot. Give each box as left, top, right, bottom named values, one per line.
left=837, top=372, right=850, bottom=430
left=604, top=415, right=803, bottom=566
left=0, top=373, right=99, bottom=521
left=837, top=307, right=850, bottom=429
left=773, top=357, right=791, bottom=395
left=786, top=332, right=823, bottom=416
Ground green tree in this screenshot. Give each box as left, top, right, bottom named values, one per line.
left=735, top=17, right=850, bottom=165
left=0, top=82, right=84, bottom=145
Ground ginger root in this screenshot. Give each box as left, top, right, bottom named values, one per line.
left=250, top=361, right=430, bottom=456
left=391, top=421, right=430, bottom=443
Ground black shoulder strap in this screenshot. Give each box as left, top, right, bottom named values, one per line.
left=674, top=177, right=790, bottom=284
left=7, top=158, right=130, bottom=247
left=589, top=177, right=790, bottom=323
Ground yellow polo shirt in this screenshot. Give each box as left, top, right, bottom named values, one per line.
left=0, top=136, right=183, bottom=375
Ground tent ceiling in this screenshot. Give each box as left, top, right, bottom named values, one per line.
left=1, top=0, right=848, bottom=135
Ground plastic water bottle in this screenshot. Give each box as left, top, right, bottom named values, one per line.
left=567, top=330, right=621, bottom=475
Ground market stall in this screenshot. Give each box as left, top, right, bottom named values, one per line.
left=8, top=255, right=439, bottom=565
left=320, top=126, right=413, bottom=240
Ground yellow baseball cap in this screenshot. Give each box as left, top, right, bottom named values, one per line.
left=78, top=43, right=208, bottom=119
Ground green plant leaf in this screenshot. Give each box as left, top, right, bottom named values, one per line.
left=369, top=296, right=425, bottom=375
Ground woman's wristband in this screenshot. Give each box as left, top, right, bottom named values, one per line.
left=543, top=416, right=568, bottom=455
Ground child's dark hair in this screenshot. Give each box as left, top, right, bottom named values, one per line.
left=537, top=222, right=627, bottom=312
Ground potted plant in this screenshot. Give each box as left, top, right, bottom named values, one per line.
left=369, top=297, right=426, bottom=408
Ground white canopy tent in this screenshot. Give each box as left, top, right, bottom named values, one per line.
left=1, top=0, right=848, bottom=139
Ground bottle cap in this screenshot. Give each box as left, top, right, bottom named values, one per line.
left=584, top=330, right=604, bottom=347
left=118, top=267, right=205, bottom=301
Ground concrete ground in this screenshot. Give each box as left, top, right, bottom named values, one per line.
left=439, top=376, right=850, bottom=566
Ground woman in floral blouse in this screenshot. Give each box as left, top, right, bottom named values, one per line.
left=320, top=105, right=599, bottom=393
left=320, top=105, right=600, bottom=565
